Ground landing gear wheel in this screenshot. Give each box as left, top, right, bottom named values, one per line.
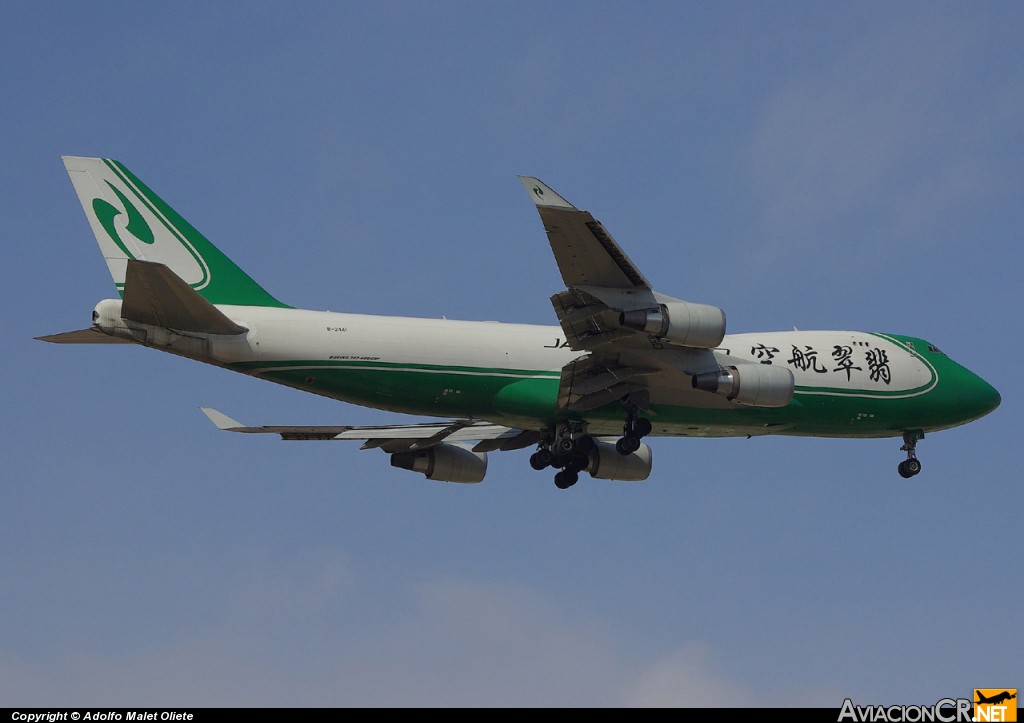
left=554, top=469, right=578, bottom=489
left=616, top=435, right=642, bottom=455
left=619, top=402, right=651, bottom=455
left=898, top=459, right=922, bottom=478
left=542, top=421, right=590, bottom=485
left=530, top=449, right=552, bottom=471
left=898, top=431, right=924, bottom=479
left=571, top=452, right=590, bottom=471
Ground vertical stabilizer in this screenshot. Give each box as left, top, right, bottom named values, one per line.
left=62, top=156, right=289, bottom=308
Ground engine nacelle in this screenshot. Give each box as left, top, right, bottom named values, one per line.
left=619, top=300, right=726, bottom=348
left=390, top=443, right=487, bottom=483
left=691, top=363, right=794, bottom=408
left=586, top=440, right=652, bottom=481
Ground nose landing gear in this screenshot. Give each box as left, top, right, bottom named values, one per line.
left=898, top=431, right=923, bottom=478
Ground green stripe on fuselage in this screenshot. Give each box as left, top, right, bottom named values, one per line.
left=229, top=359, right=561, bottom=419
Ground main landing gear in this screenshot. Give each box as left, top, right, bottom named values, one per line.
left=617, top=402, right=652, bottom=455
left=529, top=420, right=594, bottom=489
left=898, top=431, right=923, bottom=478
left=531, top=403, right=655, bottom=489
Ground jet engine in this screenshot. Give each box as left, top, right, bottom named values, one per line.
left=619, top=300, right=726, bottom=348
left=587, top=440, right=652, bottom=481
left=390, top=443, right=487, bottom=483
left=691, top=363, right=794, bottom=408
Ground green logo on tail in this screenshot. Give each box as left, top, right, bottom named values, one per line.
left=93, top=181, right=154, bottom=257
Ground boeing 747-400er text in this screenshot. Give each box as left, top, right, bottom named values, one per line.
left=40, top=157, right=1001, bottom=488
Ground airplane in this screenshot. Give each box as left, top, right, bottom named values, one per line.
left=39, top=156, right=1001, bottom=488
left=976, top=691, right=1017, bottom=706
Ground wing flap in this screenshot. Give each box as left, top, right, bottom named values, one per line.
left=549, top=289, right=629, bottom=352
left=472, top=429, right=542, bottom=453
left=556, top=355, right=660, bottom=412
left=200, top=408, right=526, bottom=452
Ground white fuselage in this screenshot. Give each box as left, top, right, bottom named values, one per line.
left=93, top=299, right=947, bottom=437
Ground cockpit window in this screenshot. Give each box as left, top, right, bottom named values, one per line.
left=927, top=344, right=945, bottom=354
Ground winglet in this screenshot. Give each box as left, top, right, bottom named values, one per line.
left=519, top=176, right=653, bottom=290
left=519, top=177, right=577, bottom=209
left=200, top=407, right=246, bottom=431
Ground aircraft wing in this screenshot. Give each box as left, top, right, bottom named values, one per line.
left=520, top=177, right=726, bottom=413
left=518, top=177, right=651, bottom=289
left=200, top=408, right=541, bottom=453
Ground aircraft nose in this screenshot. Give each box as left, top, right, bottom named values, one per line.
left=963, top=373, right=1001, bottom=422
left=979, top=376, right=1000, bottom=414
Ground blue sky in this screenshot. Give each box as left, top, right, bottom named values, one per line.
left=2, top=1, right=1020, bottom=707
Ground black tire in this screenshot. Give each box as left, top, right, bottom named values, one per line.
left=530, top=450, right=552, bottom=471
left=898, top=459, right=922, bottom=478
left=554, top=470, right=578, bottom=489
left=576, top=435, right=596, bottom=454
left=570, top=452, right=590, bottom=472
left=557, top=437, right=576, bottom=455
left=616, top=435, right=641, bottom=455
left=636, top=418, right=652, bottom=437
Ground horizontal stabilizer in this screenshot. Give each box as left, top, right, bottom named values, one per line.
left=122, top=260, right=246, bottom=335
left=36, top=328, right=133, bottom=344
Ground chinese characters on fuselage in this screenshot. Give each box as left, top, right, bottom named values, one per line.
left=746, top=343, right=893, bottom=385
